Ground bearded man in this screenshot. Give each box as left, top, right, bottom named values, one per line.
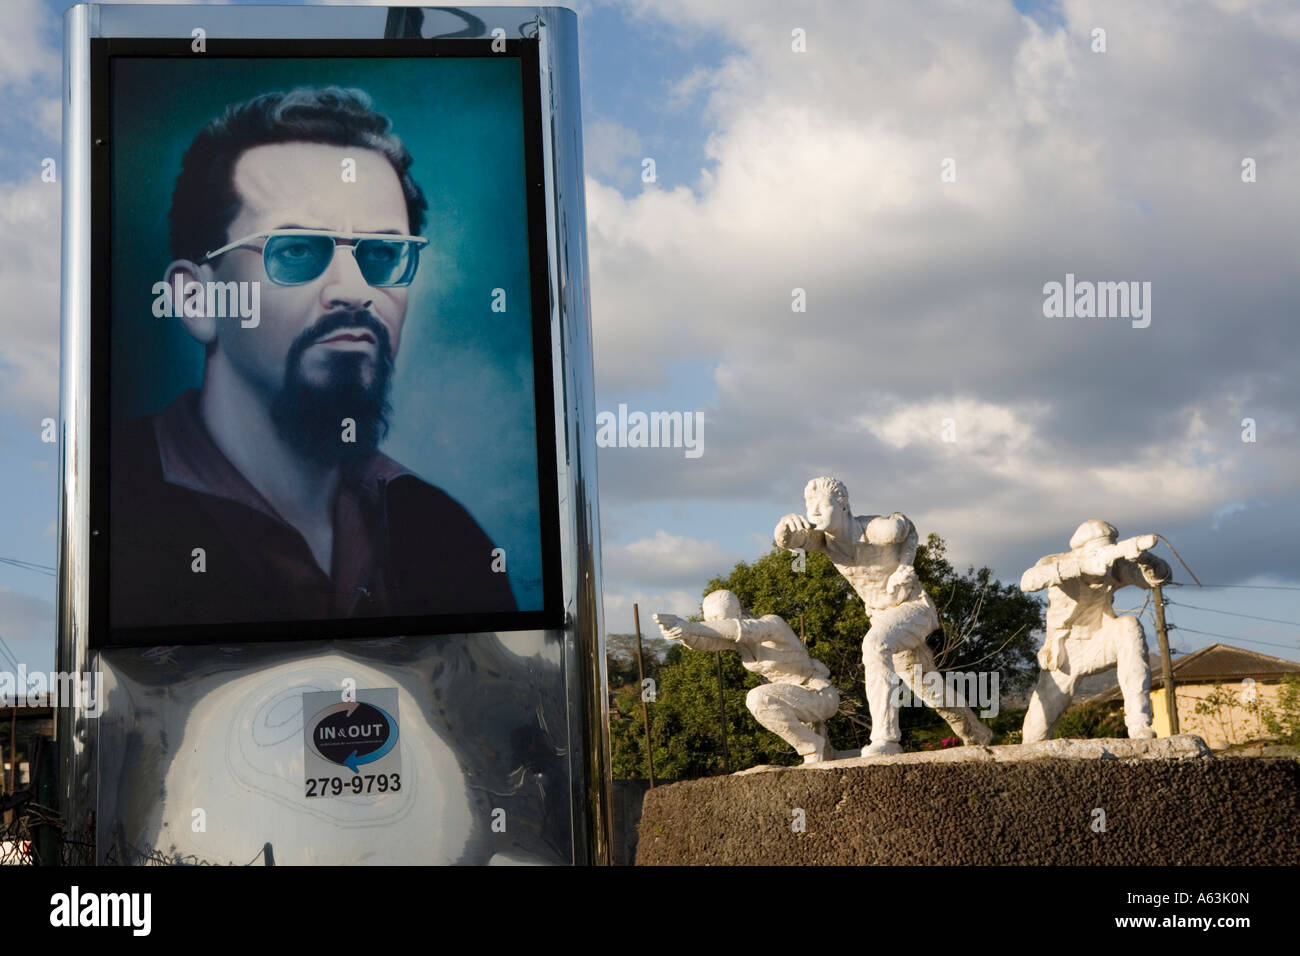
left=111, top=87, right=514, bottom=627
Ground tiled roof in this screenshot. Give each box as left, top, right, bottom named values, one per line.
left=1091, top=643, right=1300, bottom=701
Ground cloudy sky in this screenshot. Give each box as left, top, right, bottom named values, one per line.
left=1, top=0, right=1297, bottom=671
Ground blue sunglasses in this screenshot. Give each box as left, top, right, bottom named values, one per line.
left=202, top=229, right=429, bottom=288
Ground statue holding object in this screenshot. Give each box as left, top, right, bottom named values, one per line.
left=653, top=590, right=840, bottom=764
left=774, top=476, right=993, bottom=756
left=1020, top=519, right=1172, bottom=742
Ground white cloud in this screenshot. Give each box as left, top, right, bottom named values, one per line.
left=602, top=586, right=706, bottom=637
left=858, top=398, right=1045, bottom=456
left=603, top=530, right=736, bottom=588
left=588, top=0, right=1300, bottom=599
left=0, top=0, right=58, bottom=90
left=582, top=117, right=644, bottom=185
left=0, top=176, right=61, bottom=419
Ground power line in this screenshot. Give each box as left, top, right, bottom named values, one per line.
left=1198, top=584, right=1300, bottom=592
left=1171, top=626, right=1300, bottom=653
left=1153, top=533, right=1201, bottom=586
left=1166, top=600, right=1300, bottom=629
left=0, top=556, right=55, bottom=571
left=0, top=635, right=20, bottom=672
left=0, top=556, right=56, bottom=577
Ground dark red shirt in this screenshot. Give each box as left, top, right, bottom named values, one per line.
left=110, top=390, right=516, bottom=630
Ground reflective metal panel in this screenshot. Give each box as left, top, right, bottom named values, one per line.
left=57, top=1, right=95, bottom=851
left=96, top=634, right=571, bottom=864
left=58, top=5, right=609, bottom=864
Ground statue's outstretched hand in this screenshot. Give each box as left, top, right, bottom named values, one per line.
left=1078, top=550, right=1113, bottom=577
left=653, top=613, right=686, bottom=641
left=1134, top=547, right=1172, bottom=587
left=774, top=513, right=812, bottom=549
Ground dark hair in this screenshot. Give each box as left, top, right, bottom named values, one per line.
left=169, top=86, right=428, bottom=262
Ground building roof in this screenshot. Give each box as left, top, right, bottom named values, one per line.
left=1091, top=643, right=1300, bottom=702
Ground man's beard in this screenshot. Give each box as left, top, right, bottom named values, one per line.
left=270, top=310, right=394, bottom=465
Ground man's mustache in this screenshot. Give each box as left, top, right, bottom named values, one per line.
left=291, top=310, right=393, bottom=358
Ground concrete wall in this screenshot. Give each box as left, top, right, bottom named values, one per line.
left=636, top=758, right=1300, bottom=865
left=1153, top=682, right=1288, bottom=748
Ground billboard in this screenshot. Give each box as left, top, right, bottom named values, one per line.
left=59, top=6, right=609, bottom=866
left=91, top=40, right=562, bottom=645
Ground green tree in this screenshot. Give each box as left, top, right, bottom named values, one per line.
left=1190, top=681, right=1267, bottom=746
left=1052, top=699, right=1128, bottom=739
left=608, top=533, right=1044, bottom=778
left=606, top=632, right=675, bottom=780
left=1258, top=673, right=1300, bottom=745
left=609, top=642, right=798, bottom=779
left=605, top=632, right=670, bottom=689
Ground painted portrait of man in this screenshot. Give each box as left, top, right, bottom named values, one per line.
left=106, top=62, right=550, bottom=633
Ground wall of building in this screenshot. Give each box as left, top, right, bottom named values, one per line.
left=1153, top=682, right=1288, bottom=748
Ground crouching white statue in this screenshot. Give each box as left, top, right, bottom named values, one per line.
left=654, top=590, right=840, bottom=763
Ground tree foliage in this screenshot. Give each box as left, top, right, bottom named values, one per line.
left=1260, top=673, right=1300, bottom=745
left=605, top=631, right=671, bottom=689
left=1052, top=698, right=1128, bottom=739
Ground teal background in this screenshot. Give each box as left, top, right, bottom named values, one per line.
left=109, top=56, right=543, bottom=610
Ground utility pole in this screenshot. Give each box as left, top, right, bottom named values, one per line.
left=1152, top=585, right=1179, bottom=734
left=6, top=706, right=15, bottom=827
left=1148, top=531, right=1205, bottom=736
left=632, top=604, right=655, bottom=787
left=715, top=655, right=730, bottom=774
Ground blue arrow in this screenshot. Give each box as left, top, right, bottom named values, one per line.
left=342, top=706, right=399, bottom=774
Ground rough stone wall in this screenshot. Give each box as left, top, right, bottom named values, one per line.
left=636, top=758, right=1299, bottom=865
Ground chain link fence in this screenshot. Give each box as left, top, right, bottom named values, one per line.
left=0, top=792, right=92, bottom=865
left=2, top=734, right=271, bottom=865
left=1, top=795, right=273, bottom=865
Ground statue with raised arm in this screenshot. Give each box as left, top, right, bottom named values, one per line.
left=1020, top=519, right=1172, bottom=742
left=774, top=476, right=993, bottom=756
left=653, top=590, right=840, bottom=764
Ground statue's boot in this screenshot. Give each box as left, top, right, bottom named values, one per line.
left=863, top=740, right=903, bottom=756
left=937, top=705, right=994, bottom=746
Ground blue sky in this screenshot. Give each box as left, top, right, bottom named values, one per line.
left=2, top=0, right=1298, bottom=673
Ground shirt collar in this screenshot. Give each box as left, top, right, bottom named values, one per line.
left=152, top=389, right=416, bottom=520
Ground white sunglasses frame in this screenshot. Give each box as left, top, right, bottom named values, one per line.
left=201, top=228, right=430, bottom=287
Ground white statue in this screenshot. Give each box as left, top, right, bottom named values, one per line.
left=774, top=477, right=993, bottom=756
left=1020, top=519, right=1172, bottom=742
left=653, top=590, right=840, bottom=764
